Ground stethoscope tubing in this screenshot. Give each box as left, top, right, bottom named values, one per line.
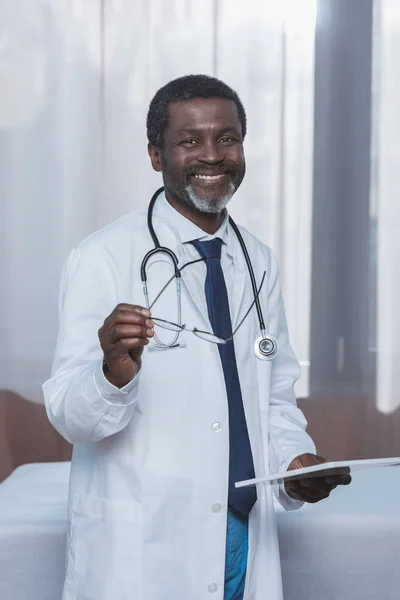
left=142, top=187, right=265, bottom=330
left=141, top=187, right=278, bottom=359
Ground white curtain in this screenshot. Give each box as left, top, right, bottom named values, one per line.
left=372, top=0, right=400, bottom=413
left=0, top=0, right=316, bottom=403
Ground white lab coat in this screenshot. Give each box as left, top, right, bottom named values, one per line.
left=43, top=194, right=316, bottom=600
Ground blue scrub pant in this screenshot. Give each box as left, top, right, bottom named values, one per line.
left=224, top=508, right=249, bottom=600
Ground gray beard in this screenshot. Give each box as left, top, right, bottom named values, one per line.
left=185, top=180, right=236, bottom=214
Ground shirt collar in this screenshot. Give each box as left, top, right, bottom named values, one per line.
left=155, top=191, right=234, bottom=256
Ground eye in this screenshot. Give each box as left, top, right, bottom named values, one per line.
left=220, top=136, right=239, bottom=144
left=181, top=138, right=198, bottom=146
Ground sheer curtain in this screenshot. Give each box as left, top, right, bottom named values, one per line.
left=0, top=0, right=316, bottom=403
left=372, top=0, right=400, bottom=413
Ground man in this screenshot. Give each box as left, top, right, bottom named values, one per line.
left=43, top=74, right=350, bottom=600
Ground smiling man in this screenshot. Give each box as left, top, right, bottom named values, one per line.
left=43, top=75, right=350, bottom=600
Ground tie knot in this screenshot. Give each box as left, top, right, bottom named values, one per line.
left=190, top=238, right=223, bottom=260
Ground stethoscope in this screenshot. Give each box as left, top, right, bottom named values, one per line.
left=140, top=187, right=279, bottom=361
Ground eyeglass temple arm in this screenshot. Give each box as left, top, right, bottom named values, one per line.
left=151, top=269, right=266, bottom=343
left=148, top=257, right=214, bottom=311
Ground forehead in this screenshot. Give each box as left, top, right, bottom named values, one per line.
left=165, top=97, right=241, bottom=133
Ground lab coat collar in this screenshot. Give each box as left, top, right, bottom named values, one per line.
left=154, top=191, right=235, bottom=259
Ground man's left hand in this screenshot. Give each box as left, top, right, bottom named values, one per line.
left=284, top=453, right=352, bottom=503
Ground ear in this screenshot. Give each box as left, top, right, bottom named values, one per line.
left=148, top=144, right=163, bottom=172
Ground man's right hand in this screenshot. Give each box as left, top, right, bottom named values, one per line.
left=98, top=303, right=154, bottom=388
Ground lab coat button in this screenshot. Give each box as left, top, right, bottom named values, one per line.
left=212, top=503, right=222, bottom=513
left=211, top=422, right=221, bottom=432
left=207, top=583, right=218, bottom=593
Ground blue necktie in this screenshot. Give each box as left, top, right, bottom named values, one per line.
left=190, top=238, right=257, bottom=516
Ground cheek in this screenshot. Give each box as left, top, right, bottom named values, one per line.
left=162, top=152, right=190, bottom=181
left=162, top=162, right=185, bottom=186
left=164, top=163, right=180, bottom=178
left=227, top=147, right=245, bottom=167
left=237, top=147, right=246, bottom=163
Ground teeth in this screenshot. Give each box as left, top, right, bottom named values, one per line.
left=194, top=174, right=225, bottom=180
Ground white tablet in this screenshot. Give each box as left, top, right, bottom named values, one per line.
left=235, top=456, right=400, bottom=488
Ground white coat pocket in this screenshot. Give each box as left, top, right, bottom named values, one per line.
left=66, top=494, right=142, bottom=600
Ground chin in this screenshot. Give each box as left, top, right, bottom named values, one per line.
left=185, top=182, right=235, bottom=214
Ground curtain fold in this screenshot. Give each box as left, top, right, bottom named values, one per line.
left=372, top=0, right=400, bottom=413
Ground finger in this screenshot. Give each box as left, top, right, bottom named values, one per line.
left=300, top=474, right=352, bottom=494
left=100, top=326, right=152, bottom=352
left=105, top=324, right=154, bottom=346
left=325, top=474, right=352, bottom=486
left=102, top=306, right=151, bottom=330
left=315, top=454, right=328, bottom=463
left=105, top=310, right=154, bottom=328
left=286, top=484, right=331, bottom=503
left=112, top=303, right=151, bottom=317
left=288, top=453, right=327, bottom=471
left=304, top=454, right=327, bottom=465
left=285, top=488, right=304, bottom=501
left=101, top=316, right=154, bottom=343
left=298, top=478, right=335, bottom=495
left=107, top=337, right=150, bottom=357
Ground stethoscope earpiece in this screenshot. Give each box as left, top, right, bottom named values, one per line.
left=254, top=333, right=279, bottom=361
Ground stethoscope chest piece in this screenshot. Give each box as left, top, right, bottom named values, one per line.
left=254, top=332, right=279, bottom=361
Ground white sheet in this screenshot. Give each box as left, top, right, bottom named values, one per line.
left=276, top=465, right=400, bottom=600
left=0, top=462, right=400, bottom=600
left=0, top=462, right=70, bottom=600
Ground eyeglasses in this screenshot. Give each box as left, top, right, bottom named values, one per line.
left=149, top=260, right=266, bottom=345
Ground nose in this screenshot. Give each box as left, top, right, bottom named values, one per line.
left=197, top=138, right=223, bottom=165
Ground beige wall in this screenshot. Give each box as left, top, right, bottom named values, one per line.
left=299, top=396, right=400, bottom=461
left=0, top=391, right=71, bottom=484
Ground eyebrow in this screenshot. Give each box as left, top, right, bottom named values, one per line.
left=176, top=126, right=241, bottom=136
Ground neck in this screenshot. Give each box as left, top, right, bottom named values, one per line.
left=165, top=191, right=224, bottom=234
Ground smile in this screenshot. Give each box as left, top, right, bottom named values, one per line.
left=193, top=174, right=227, bottom=180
